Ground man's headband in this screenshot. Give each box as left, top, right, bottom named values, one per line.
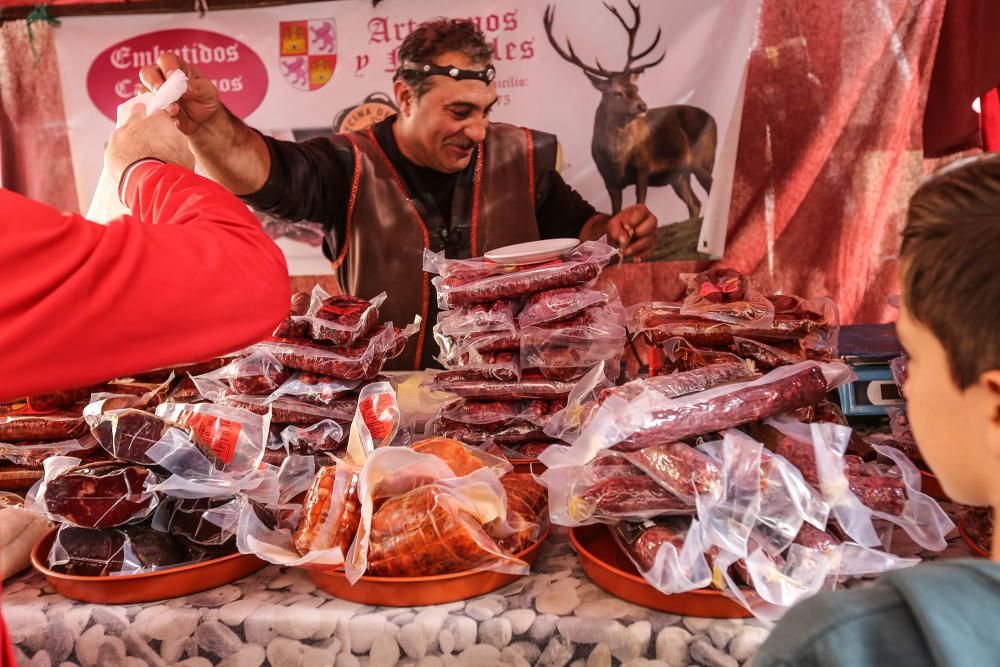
left=397, top=62, right=497, bottom=84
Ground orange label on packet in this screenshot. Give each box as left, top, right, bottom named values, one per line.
left=176, top=409, right=241, bottom=465
left=359, top=393, right=395, bottom=440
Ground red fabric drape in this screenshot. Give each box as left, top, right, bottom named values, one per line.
left=981, top=88, right=1000, bottom=152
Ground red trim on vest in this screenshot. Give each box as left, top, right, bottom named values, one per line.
left=470, top=143, right=485, bottom=257
left=523, top=127, right=536, bottom=206
left=365, top=126, right=430, bottom=369
left=331, top=135, right=363, bottom=271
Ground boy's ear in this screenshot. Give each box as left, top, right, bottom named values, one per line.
left=983, top=371, right=1000, bottom=457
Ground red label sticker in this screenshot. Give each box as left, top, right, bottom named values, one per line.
left=359, top=393, right=395, bottom=439
left=177, top=409, right=241, bottom=465
left=86, top=29, right=269, bottom=123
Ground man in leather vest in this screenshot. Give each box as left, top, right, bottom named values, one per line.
left=138, top=18, right=658, bottom=369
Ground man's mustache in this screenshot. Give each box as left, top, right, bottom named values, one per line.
left=444, top=138, right=476, bottom=150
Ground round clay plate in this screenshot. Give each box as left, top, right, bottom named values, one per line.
left=484, top=239, right=579, bottom=265
left=919, top=469, right=949, bottom=502
left=957, top=516, right=991, bottom=559
left=307, top=526, right=550, bottom=606
left=570, top=524, right=751, bottom=618
left=31, top=528, right=267, bottom=604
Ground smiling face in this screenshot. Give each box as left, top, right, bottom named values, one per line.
left=896, top=307, right=1000, bottom=506
left=393, top=51, right=498, bottom=174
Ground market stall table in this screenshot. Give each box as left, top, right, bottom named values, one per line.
left=3, top=522, right=975, bottom=667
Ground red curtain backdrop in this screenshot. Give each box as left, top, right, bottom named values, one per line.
left=0, top=0, right=960, bottom=325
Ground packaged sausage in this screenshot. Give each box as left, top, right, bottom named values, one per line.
left=430, top=371, right=576, bottom=401
left=272, top=419, right=346, bottom=457
left=0, top=434, right=99, bottom=469
left=437, top=300, right=517, bottom=336
left=494, top=473, right=548, bottom=554
left=267, top=372, right=362, bottom=406
left=542, top=454, right=692, bottom=526
left=0, top=409, right=89, bottom=442
left=612, top=517, right=714, bottom=595
left=520, top=302, right=626, bottom=376
left=732, top=338, right=805, bottom=372
left=518, top=285, right=611, bottom=327
left=434, top=351, right=521, bottom=383
left=256, top=320, right=419, bottom=380
left=425, top=240, right=617, bottom=309
left=152, top=496, right=242, bottom=548
left=680, top=269, right=774, bottom=327
left=272, top=291, right=313, bottom=338
left=295, top=287, right=386, bottom=346
left=191, top=352, right=291, bottom=399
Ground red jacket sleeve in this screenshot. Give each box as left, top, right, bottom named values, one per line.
left=0, top=164, right=291, bottom=401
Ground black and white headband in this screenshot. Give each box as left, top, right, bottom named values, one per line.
left=398, top=62, right=497, bottom=84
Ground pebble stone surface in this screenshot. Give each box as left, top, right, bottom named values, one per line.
left=3, top=522, right=974, bottom=666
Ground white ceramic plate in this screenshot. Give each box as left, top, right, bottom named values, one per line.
left=484, top=238, right=579, bottom=265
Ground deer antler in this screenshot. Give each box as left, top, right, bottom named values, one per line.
left=543, top=5, right=614, bottom=79
left=603, top=0, right=665, bottom=74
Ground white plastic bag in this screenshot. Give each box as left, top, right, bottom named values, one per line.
left=86, top=70, right=189, bottom=223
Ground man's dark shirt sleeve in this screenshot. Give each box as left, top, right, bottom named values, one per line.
left=536, top=169, right=598, bottom=239
left=241, top=133, right=352, bottom=234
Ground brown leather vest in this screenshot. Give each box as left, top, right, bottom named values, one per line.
left=332, top=122, right=545, bottom=369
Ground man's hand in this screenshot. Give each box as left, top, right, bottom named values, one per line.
left=139, top=52, right=223, bottom=136
left=105, top=104, right=196, bottom=183
left=607, top=204, right=657, bottom=261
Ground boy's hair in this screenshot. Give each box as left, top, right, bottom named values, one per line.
left=900, top=154, right=1000, bottom=389
left=394, top=19, right=492, bottom=98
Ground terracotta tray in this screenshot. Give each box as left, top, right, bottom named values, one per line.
left=957, top=516, right=991, bottom=559
left=31, top=528, right=268, bottom=604
left=919, top=469, right=949, bottom=501
left=570, top=524, right=751, bottom=618
left=308, top=526, right=550, bottom=606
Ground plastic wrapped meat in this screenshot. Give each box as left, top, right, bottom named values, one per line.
left=272, top=291, right=312, bottom=338
left=496, top=473, right=548, bottom=553
left=257, top=321, right=417, bottom=380
left=0, top=410, right=89, bottom=442
left=293, top=465, right=361, bottom=556
left=434, top=351, right=520, bottom=383
left=219, top=393, right=357, bottom=426
left=48, top=524, right=187, bottom=577
left=615, top=363, right=836, bottom=451
left=0, top=435, right=98, bottom=469
left=90, top=409, right=171, bottom=465
left=614, top=517, right=691, bottom=572
left=273, top=420, right=346, bottom=457
left=434, top=422, right=547, bottom=446
left=772, top=434, right=866, bottom=486
left=518, top=286, right=609, bottom=326
left=307, top=294, right=382, bottom=346
left=366, top=485, right=515, bottom=576
left=680, top=268, right=774, bottom=326
left=625, top=443, right=722, bottom=504
left=43, top=461, right=159, bottom=529
left=154, top=496, right=240, bottom=547
left=26, top=384, right=106, bottom=412
left=437, top=301, right=517, bottom=336
left=432, top=399, right=556, bottom=430
left=847, top=475, right=907, bottom=516
left=410, top=437, right=488, bottom=477
left=432, top=372, right=575, bottom=401
left=791, top=523, right=841, bottom=553
left=426, top=240, right=616, bottom=308
left=655, top=337, right=745, bottom=374
left=733, top=338, right=805, bottom=371
left=270, top=372, right=361, bottom=406
left=576, top=469, right=690, bottom=520
left=600, top=362, right=756, bottom=405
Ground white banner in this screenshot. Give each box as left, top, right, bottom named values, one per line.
left=54, top=0, right=757, bottom=273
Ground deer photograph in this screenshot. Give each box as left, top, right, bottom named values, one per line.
left=544, top=1, right=718, bottom=220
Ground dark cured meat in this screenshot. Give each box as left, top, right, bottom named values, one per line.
left=92, top=410, right=171, bottom=465
left=230, top=368, right=293, bottom=396
left=847, top=475, right=907, bottom=516
left=435, top=399, right=556, bottom=429
left=614, top=517, right=690, bottom=573
left=773, top=436, right=866, bottom=487
left=158, top=497, right=238, bottom=547
left=310, top=294, right=380, bottom=346
left=792, top=523, right=841, bottom=552
left=272, top=292, right=312, bottom=338
left=0, top=411, right=89, bottom=442
left=293, top=466, right=361, bottom=556
left=49, top=524, right=186, bottom=577
left=27, top=384, right=105, bottom=411
left=367, top=486, right=507, bottom=576
left=519, top=286, right=606, bottom=326
left=578, top=474, right=690, bottom=518
left=733, top=338, right=804, bottom=371
left=440, top=260, right=600, bottom=308
left=219, top=394, right=356, bottom=426
left=632, top=304, right=823, bottom=347
left=263, top=324, right=408, bottom=380
left=435, top=422, right=547, bottom=446
left=439, top=372, right=574, bottom=401
left=626, top=443, right=722, bottom=502
left=599, top=362, right=756, bottom=405
left=44, top=461, right=156, bottom=529
left=615, top=365, right=830, bottom=451
left=439, top=301, right=516, bottom=335
left=435, top=352, right=519, bottom=383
